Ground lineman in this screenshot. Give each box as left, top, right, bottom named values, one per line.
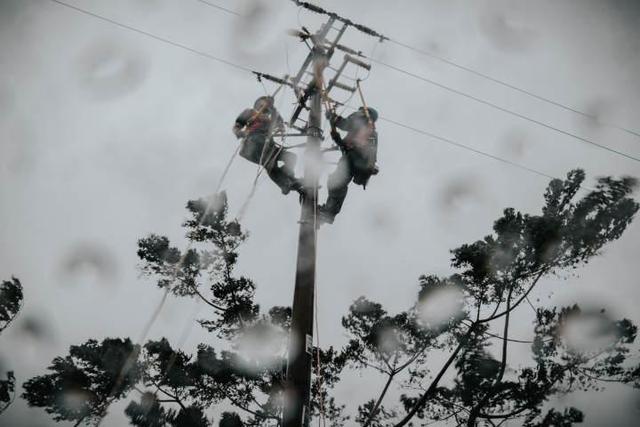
left=232, top=96, right=304, bottom=195
left=319, top=106, right=379, bottom=224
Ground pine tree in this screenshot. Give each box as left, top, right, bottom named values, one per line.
left=19, top=170, right=640, bottom=426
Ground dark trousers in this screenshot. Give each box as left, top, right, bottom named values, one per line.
left=240, top=133, right=297, bottom=193
left=324, top=154, right=372, bottom=217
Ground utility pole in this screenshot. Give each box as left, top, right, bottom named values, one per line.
left=262, top=4, right=382, bottom=425
left=283, top=42, right=327, bottom=427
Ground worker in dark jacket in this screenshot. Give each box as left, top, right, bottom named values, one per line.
left=233, top=96, right=303, bottom=195
left=319, top=106, right=379, bottom=224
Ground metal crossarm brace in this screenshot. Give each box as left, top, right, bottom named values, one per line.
left=326, top=54, right=371, bottom=95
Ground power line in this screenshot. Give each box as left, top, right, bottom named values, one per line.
left=277, top=0, right=640, bottom=141
left=377, top=115, right=556, bottom=181
left=279, top=0, right=640, bottom=162
left=195, top=0, right=241, bottom=17
left=46, top=0, right=578, bottom=185
left=47, top=0, right=253, bottom=74
left=387, top=38, right=640, bottom=140
left=196, top=0, right=640, bottom=163
left=368, top=57, right=640, bottom=164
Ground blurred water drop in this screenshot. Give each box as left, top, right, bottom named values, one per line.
left=500, top=128, right=529, bottom=159
left=480, top=12, right=536, bottom=52
left=59, top=242, right=118, bottom=287
left=368, top=204, right=397, bottom=233
left=376, top=326, right=401, bottom=355
left=581, top=99, right=614, bottom=131
left=417, top=286, right=465, bottom=330
left=438, top=175, right=482, bottom=211
left=19, top=314, right=55, bottom=343
left=58, top=388, right=94, bottom=415
left=234, top=322, right=285, bottom=372
left=559, top=311, right=618, bottom=357
left=231, top=0, right=280, bottom=63
left=76, top=41, right=149, bottom=101
left=139, top=391, right=158, bottom=413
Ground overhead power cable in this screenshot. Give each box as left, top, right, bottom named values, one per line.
left=198, top=0, right=640, bottom=162
left=368, top=57, right=640, bottom=163
left=377, top=115, right=555, bottom=181
left=48, top=0, right=253, bottom=74
left=195, top=0, right=241, bottom=17
left=280, top=0, right=640, bottom=141
left=386, top=38, right=640, bottom=139
left=280, top=0, right=640, bottom=163
left=47, top=0, right=579, bottom=185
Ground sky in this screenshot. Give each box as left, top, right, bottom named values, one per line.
left=1, top=0, right=639, bottom=425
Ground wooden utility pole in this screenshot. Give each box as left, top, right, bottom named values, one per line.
left=278, top=5, right=378, bottom=425
left=283, top=47, right=326, bottom=427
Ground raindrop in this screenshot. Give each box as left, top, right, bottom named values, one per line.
left=76, top=41, right=149, bottom=101
left=59, top=242, right=118, bottom=287
left=417, top=286, right=465, bottom=330
left=480, top=12, right=536, bottom=52
left=559, top=311, right=618, bottom=356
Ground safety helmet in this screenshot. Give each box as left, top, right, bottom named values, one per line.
left=254, top=96, right=275, bottom=111
left=358, top=106, right=378, bottom=122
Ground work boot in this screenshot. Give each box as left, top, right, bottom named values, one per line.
left=291, top=179, right=305, bottom=196
left=317, top=205, right=335, bottom=226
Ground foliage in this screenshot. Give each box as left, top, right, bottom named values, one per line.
left=0, top=276, right=23, bottom=415
left=0, top=277, right=23, bottom=334
left=19, top=171, right=640, bottom=426
left=22, top=338, right=142, bottom=425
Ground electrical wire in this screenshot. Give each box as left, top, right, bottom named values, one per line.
left=387, top=38, right=640, bottom=139
left=378, top=114, right=556, bottom=180
left=195, top=0, right=241, bottom=17
left=191, top=0, right=625, bottom=169
left=41, top=2, right=607, bottom=424
left=45, top=0, right=581, bottom=195
left=367, top=56, right=640, bottom=163
left=47, top=0, right=253, bottom=73
left=283, top=0, right=640, bottom=163
left=280, top=0, right=640, bottom=140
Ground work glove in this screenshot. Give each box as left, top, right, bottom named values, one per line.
left=325, top=109, right=336, bottom=122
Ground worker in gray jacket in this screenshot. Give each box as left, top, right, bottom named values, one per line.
left=233, top=96, right=303, bottom=195
left=319, top=107, right=379, bottom=224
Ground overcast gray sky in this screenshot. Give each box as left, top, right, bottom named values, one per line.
left=1, top=0, right=639, bottom=426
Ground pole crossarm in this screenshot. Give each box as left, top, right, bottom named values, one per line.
left=290, top=0, right=389, bottom=42
left=253, top=71, right=294, bottom=88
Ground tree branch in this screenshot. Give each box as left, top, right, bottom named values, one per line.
left=363, top=371, right=396, bottom=427
left=392, top=326, right=476, bottom=427
left=467, top=288, right=513, bottom=426
left=479, top=269, right=546, bottom=324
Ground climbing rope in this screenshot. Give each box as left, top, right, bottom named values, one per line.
left=95, top=142, right=243, bottom=426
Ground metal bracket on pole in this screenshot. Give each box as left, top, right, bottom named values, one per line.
left=345, top=54, right=371, bottom=71
left=325, top=54, right=371, bottom=95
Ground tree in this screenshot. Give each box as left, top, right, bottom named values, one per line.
left=0, top=277, right=23, bottom=335
left=0, top=277, right=24, bottom=414
left=18, top=170, right=640, bottom=426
